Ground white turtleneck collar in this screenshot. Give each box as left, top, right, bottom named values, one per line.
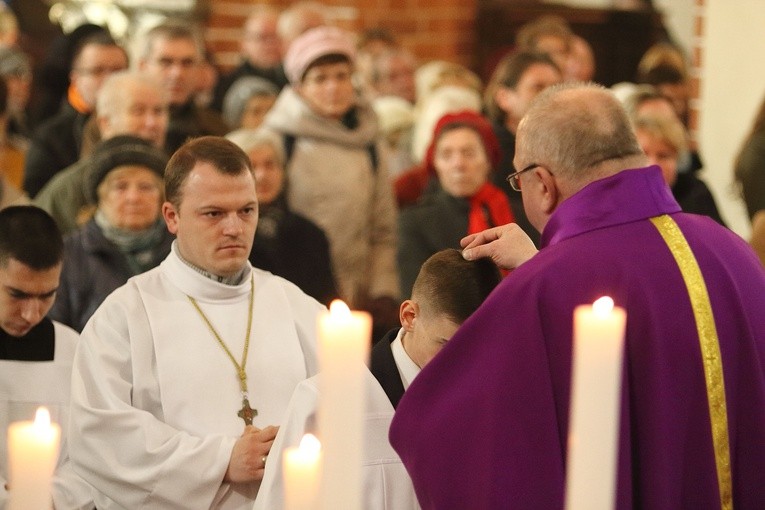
left=161, top=241, right=253, bottom=303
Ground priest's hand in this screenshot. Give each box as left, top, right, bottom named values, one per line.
left=224, top=425, right=279, bottom=483
left=461, top=223, right=538, bottom=270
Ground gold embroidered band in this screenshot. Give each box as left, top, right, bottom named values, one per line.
left=650, top=214, right=732, bottom=510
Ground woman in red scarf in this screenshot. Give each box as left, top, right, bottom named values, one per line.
left=398, top=110, right=512, bottom=296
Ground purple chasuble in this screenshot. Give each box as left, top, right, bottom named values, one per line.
left=389, top=166, right=765, bottom=509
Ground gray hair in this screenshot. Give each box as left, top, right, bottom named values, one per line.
left=225, top=128, right=286, bottom=169
left=136, top=21, right=203, bottom=64
left=518, top=82, right=643, bottom=181
left=96, top=71, right=166, bottom=120
left=222, top=76, right=278, bottom=128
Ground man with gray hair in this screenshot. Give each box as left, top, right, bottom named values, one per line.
left=137, top=21, right=228, bottom=152
left=391, top=83, right=765, bottom=508
left=34, top=71, right=169, bottom=234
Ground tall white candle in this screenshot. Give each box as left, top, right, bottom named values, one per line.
left=283, top=434, right=322, bottom=510
left=566, top=296, right=626, bottom=510
left=7, top=407, right=61, bottom=510
left=316, top=300, right=372, bottom=510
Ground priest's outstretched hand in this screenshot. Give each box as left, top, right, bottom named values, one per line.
left=225, top=425, right=279, bottom=483
left=461, top=223, right=538, bottom=270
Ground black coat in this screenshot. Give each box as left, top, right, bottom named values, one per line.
left=249, top=203, right=338, bottom=306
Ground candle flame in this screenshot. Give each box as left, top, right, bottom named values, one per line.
left=34, top=407, right=51, bottom=429
left=328, top=299, right=351, bottom=318
left=592, top=296, right=614, bottom=317
left=299, top=433, right=322, bottom=454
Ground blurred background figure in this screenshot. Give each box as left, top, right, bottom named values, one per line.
left=227, top=128, right=338, bottom=306
left=0, top=46, right=32, bottom=145
left=0, top=7, right=19, bottom=49
left=137, top=21, right=228, bottom=153
left=195, top=48, right=220, bottom=109
left=483, top=50, right=562, bottom=245
left=24, top=30, right=128, bottom=197
left=0, top=79, right=27, bottom=208
left=636, top=42, right=690, bottom=127
left=34, top=71, right=169, bottom=235
left=49, top=136, right=171, bottom=332
left=734, top=91, right=765, bottom=221
left=373, top=95, right=415, bottom=178
left=213, top=6, right=286, bottom=111
left=398, top=111, right=512, bottom=297
left=515, top=15, right=573, bottom=78
left=222, top=76, right=278, bottom=131
left=565, top=35, right=595, bottom=82
left=396, top=83, right=482, bottom=208
left=633, top=113, right=725, bottom=225
left=277, top=1, right=328, bottom=48
left=367, top=48, right=417, bottom=104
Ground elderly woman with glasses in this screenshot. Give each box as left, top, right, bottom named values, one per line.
left=398, top=110, right=513, bottom=297
left=49, top=136, right=173, bottom=332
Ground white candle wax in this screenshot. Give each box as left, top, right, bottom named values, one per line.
left=283, top=434, right=322, bottom=510
left=7, top=407, right=61, bottom=510
left=565, top=296, right=626, bottom=510
left=317, top=300, right=372, bottom=510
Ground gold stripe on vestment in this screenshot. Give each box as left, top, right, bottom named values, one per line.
left=650, top=214, right=732, bottom=510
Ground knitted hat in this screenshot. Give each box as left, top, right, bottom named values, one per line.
left=86, top=135, right=168, bottom=204
left=424, top=110, right=502, bottom=177
left=222, top=76, right=279, bottom=128
left=284, top=26, right=355, bottom=84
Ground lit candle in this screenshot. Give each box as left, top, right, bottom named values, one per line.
left=316, top=300, right=372, bottom=510
left=283, top=434, right=322, bottom=510
left=566, top=296, right=626, bottom=510
left=7, top=407, right=61, bottom=510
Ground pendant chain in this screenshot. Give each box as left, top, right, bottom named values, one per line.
left=187, top=275, right=255, bottom=395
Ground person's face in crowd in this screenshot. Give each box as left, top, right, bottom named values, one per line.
left=0, top=258, right=61, bottom=337
left=70, top=44, right=128, bottom=108
left=101, top=82, right=169, bottom=148
left=242, top=14, right=282, bottom=68
left=378, top=55, right=417, bottom=104
left=98, top=166, right=163, bottom=231
left=140, top=37, right=200, bottom=106
left=297, top=61, right=356, bottom=120
left=249, top=144, right=284, bottom=205
left=163, top=162, right=258, bottom=277
left=239, top=94, right=276, bottom=129
left=433, top=127, right=491, bottom=198
left=635, top=129, right=679, bottom=187
left=400, top=300, right=460, bottom=369
left=496, top=63, right=562, bottom=131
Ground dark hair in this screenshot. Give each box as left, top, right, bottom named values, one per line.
left=0, top=206, right=64, bottom=269
left=71, top=31, right=126, bottom=69
left=637, top=64, right=686, bottom=87
left=412, top=248, right=502, bottom=324
left=302, top=53, right=351, bottom=82
left=484, top=51, right=560, bottom=124
left=165, top=136, right=253, bottom=207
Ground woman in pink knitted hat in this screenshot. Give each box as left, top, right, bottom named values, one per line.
left=263, top=26, right=400, bottom=335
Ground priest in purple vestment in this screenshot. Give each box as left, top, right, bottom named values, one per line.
left=389, top=83, right=765, bottom=509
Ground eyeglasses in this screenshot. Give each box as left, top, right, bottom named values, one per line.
left=506, top=163, right=540, bottom=192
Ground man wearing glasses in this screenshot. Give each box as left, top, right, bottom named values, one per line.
left=24, top=31, right=128, bottom=197
left=391, top=82, right=765, bottom=509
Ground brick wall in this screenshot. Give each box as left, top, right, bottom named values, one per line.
left=204, top=0, right=478, bottom=72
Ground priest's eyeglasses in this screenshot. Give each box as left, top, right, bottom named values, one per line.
left=506, top=163, right=540, bottom=192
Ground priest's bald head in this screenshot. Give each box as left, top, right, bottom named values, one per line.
left=512, top=82, right=646, bottom=233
